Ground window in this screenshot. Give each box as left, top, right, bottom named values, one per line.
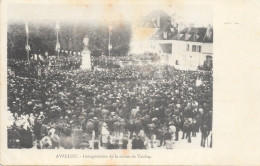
left=192, top=45, right=196, bottom=52
left=205, top=55, right=213, bottom=68
left=194, top=35, right=199, bottom=41
left=197, top=46, right=201, bottom=52
left=186, top=44, right=189, bottom=51
left=185, top=34, right=190, bottom=40
left=176, top=60, right=179, bottom=65
left=159, top=43, right=172, bottom=53
left=163, top=31, right=167, bottom=39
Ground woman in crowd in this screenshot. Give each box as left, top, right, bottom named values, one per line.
left=7, top=57, right=213, bottom=149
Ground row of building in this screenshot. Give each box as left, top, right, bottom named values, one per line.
left=131, top=10, right=213, bottom=70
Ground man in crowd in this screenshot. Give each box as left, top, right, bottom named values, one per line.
left=7, top=56, right=213, bottom=149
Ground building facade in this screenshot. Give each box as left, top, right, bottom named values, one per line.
left=135, top=10, right=213, bottom=70
left=153, top=25, right=213, bottom=70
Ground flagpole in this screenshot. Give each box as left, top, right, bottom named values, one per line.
left=57, top=28, right=59, bottom=60
left=108, top=26, right=112, bottom=69
left=109, top=29, right=111, bottom=59
left=25, top=21, right=30, bottom=62
left=26, top=32, right=29, bottom=62
left=56, top=22, right=60, bottom=66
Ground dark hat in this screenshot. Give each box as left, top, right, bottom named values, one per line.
left=79, top=142, right=90, bottom=148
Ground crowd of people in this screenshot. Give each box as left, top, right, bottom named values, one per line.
left=49, top=56, right=82, bottom=70
left=92, top=56, right=121, bottom=69
left=7, top=57, right=213, bottom=149
left=92, top=53, right=160, bottom=69
left=8, top=59, right=48, bottom=78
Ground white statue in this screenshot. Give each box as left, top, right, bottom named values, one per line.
left=81, top=35, right=91, bottom=70
left=83, top=35, right=89, bottom=51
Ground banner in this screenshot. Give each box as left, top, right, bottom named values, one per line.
left=25, top=21, right=29, bottom=34
left=37, top=68, right=41, bottom=77
left=108, top=44, right=112, bottom=50
left=196, top=78, right=202, bottom=87
left=55, top=42, right=60, bottom=51
left=56, top=22, right=60, bottom=30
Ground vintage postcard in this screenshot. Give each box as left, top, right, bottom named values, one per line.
left=1, top=0, right=260, bottom=165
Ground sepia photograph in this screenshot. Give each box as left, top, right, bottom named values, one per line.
left=6, top=1, right=213, bottom=150
left=3, top=0, right=260, bottom=165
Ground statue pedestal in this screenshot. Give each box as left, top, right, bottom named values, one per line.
left=81, top=50, right=91, bottom=70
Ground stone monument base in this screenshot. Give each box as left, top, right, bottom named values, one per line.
left=81, top=50, right=91, bottom=70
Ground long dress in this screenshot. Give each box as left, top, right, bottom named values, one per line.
left=101, top=126, right=109, bottom=144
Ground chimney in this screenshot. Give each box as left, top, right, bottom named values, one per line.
left=204, top=24, right=212, bottom=41
left=188, top=23, right=194, bottom=32
left=157, top=15, right=160, bottom=28
left=170, top=15, right=175, bottom=26
left=175, top=23, right=179, bottom=33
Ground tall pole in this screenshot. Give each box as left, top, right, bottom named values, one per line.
left=56, top=28, right=60, bottom=60
left=109, top=29, right=111, bottom=59
left=25, top=21, right=30, bottom=62
left=57, top=29, right=59, bottom=60
left=56, top=22, right=60, bottom=67
left=108, top=26, right=112, bottom=69
left=26, top=33, right=29, bottom=62
left=56, top=25, right=60, bottom=60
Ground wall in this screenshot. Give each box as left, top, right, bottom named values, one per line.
left=131, top=39, right=213, bottom=70
left=168, top=40, right=213, bottom=70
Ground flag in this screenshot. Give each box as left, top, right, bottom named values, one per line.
left=34, top=54, right=38, bottom=60
left=56, top=22, right=60, bottom=30
left=25, top=21, right=29, bottom=34
left=108, top=44, right=112, bottom=50
left=196, top=78, right=202, bottom=87
left=25, top=45, right=30, bottom=51
left=55, top=42, right=60, bottom=51
left=39, top=55, right=44, bottom=61
left=109, top=26, right=112, bottom=35
left=38, top=68, right=41, bottom=77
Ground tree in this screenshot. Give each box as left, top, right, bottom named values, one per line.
left=8, top=22, right=27, bottom=60
left=8, top=21, right=132, bottom=59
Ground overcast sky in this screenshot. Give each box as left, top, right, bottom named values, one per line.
left=8, top=2, right=212, bottom=27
